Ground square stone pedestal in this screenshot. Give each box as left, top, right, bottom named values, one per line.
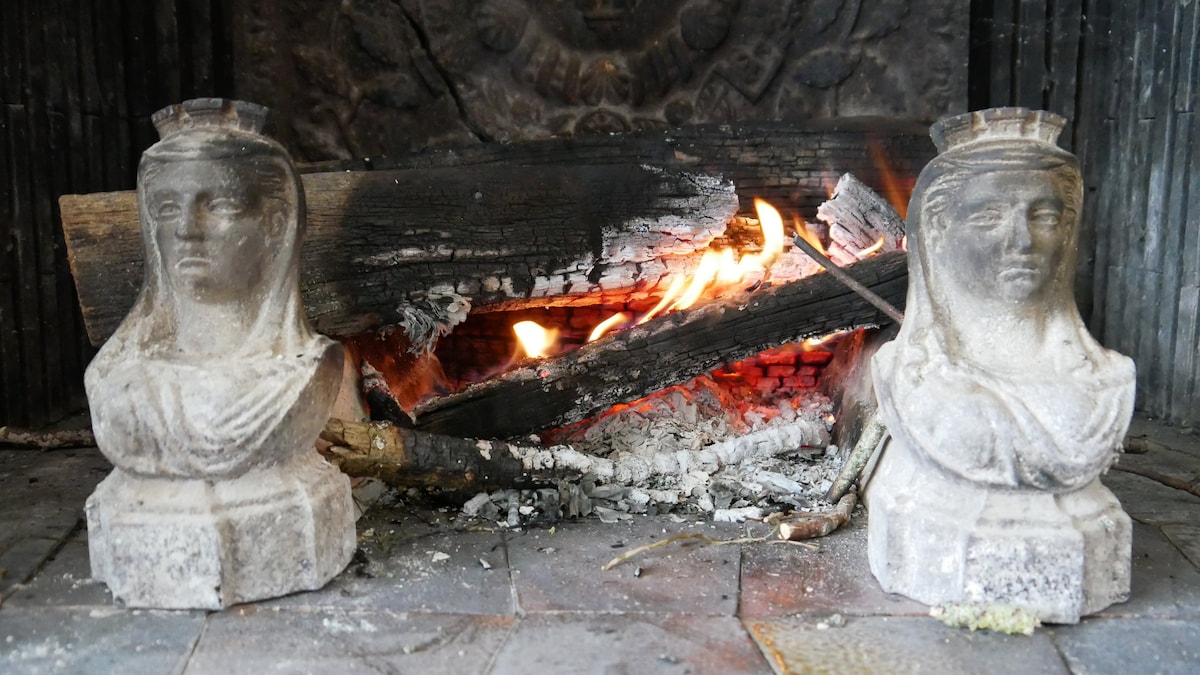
left=865, top=441, right=1131, bottom=623
left=86, top=454, right=356, bottom=609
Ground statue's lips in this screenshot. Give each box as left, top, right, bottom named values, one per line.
left=175, top=256, right=211, bottom=275
left=998, top=260, right=1042, bottom=282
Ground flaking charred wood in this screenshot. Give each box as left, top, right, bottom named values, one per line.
left=818, top=173, right=907, bottom=265
left=414, top=251, right=909, bottom=440
left=60, top=163, right=737, bottom=344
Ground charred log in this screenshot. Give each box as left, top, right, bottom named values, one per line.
left=59, top=123, right=933, bottom=346
left=414, top=251, right=908, bottom=439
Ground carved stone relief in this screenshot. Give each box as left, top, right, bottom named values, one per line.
left=233, top=0, right=967, bottom=160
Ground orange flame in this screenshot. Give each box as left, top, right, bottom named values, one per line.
left=856, top=236, right=885, bottom=259
left=793, top=218, right=826, bottom=255
left=588, top=312, right=631, bottom=342
left=640, top=198, right=788, bottom=321
left=868, top=139, right=915, bottom=219
left=513, top=320, right=558, bottom=358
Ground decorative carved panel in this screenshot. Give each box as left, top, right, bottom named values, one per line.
left=233, top=0, right=967, bottom=160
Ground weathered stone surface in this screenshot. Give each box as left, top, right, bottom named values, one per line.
left=232, top=0, right=967, bottom=160
left=83, top=99, right=355, bottom=609
left=865, top=108, right=1137, bottom=623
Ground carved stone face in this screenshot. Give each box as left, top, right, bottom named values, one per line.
left=145, top=158, right=279, bottom=305
left=935, top=169, right=1070, bottom=303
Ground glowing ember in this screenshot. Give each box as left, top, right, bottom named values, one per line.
left=513, top=320, right=558, bottom=358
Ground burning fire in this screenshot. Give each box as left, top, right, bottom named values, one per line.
left=510, top=195, right=891, bottom=360
left=512, top=320, right=558, bottom=358
left=514, top=199, right=789, bottom=357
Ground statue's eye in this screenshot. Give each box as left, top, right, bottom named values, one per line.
left=966, top=206, right=1005, bottom=229
left=1030, top=207, right=1061, bottom=229
left=208, top=197, right=243, bottom=214
left=156, top=202, right=181, bottom=220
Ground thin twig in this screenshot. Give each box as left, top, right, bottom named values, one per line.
left=777, top=493, right=857, bottom=541
left=601, top=532, right=773, bottom=571
left=826, top=411, right=888, bottom=502
left=791, top=232, right=905, bottom=324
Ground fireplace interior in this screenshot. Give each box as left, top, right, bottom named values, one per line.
left=1, top=0, right=1199, bottom=670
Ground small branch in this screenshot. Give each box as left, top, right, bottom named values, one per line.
left=321, top=418, right=561, bottom=489
left=826, top=411, right=888, bottom=502
left=1110, top=463, right=1200, bottom=499
left=0, top=426, right=96, bottom=450
left=777, top=492, right=857, bottom=541
left=791, top=232, right=906, bottom=324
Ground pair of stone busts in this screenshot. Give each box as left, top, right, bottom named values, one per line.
left=866, top=108, right=1135, bottom=622
left=85, top=99, right=354, bottom=609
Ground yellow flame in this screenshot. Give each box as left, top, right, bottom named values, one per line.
left=513, top=320, right=558, bottom=358
left=588, top=312, right=631, bottom=342
left=856, top=236, right=885, bottom=259
left=793, top=218, right=826, bottom=255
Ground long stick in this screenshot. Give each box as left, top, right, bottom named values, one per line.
left=791, top=233, right=906, bottom=324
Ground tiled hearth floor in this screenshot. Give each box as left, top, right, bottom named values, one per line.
left=2, top=415, right=1199, bottom=674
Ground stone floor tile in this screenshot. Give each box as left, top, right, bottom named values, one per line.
left=0, top=450, right=109, bottom=538
left=1, top=537, right=67, bottom=596
left=738, top=515, right=927, bottom=618
left=0, top=606, right=205, bottom=675
left=490, top=613, right=773, bottom=675
left=1096, top=521, right=1200, bottom=619
left=505, top=517, right=741, bottom=614
left=5, top=540, right=113, bottom=608
left=745, top=615, right=1069, bottom=675
left=1160, top=523, right=1200, bottom=572
left=259, top=511, right=513, bottom=614
left=1103, top=470, right=1200, bottom=528
left=1049, top=618, right=1200, bottom=675
left=184, top=608, right=515, bottom=674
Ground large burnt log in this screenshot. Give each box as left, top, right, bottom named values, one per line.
left=59, top=122, right=933, bottom=346
left=414, top=250, right=908, bottom=440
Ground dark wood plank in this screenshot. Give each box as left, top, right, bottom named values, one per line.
left=1142, top=0, right=1187, bottom=416
left=6, top=105, right=48, bottom=424
left=0, top=0, right=24, bottom=103
left=989, top=0, right=1017, bottom=104
left=154, top=0, right=182, bottom=104
left=1014, top=0, right=1048, bottom=107
left=183, top=0, right=215, bottom=95
left=1047, top=0, right=1082, bottom=143
left=0, top=107, right=23, bottom=423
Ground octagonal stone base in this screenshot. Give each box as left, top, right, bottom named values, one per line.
left=865, top=440, right=1131, bottom=624
left=86, top=454, right=356, bottom=610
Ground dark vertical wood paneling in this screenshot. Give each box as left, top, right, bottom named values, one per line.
left=1013, top=0, right=1047, bottom=106
left=0, top=0, right=228, bottom=426
left=0, top=107, right=21, bottom=422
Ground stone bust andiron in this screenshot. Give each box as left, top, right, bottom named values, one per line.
left=866, top=108, right=1136, bottom=623
left=85, top=99, right=355, bottom=609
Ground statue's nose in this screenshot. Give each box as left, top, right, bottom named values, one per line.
left=1008, top=210, right=1034, bottom=252
left=175, top=203, right=204, bottom=240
